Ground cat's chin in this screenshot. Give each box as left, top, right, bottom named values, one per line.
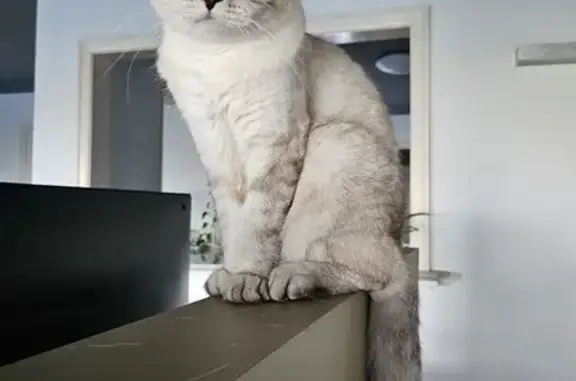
left=176, top=21, right=276, bottom=43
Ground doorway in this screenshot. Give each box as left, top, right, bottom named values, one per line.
left=89, top=50, right=163, bottom=192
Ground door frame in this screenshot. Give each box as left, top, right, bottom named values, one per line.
left=77, top=5, right=449, bottom=282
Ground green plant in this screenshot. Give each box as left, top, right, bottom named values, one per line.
left=190, top=194, right=223, bottom=264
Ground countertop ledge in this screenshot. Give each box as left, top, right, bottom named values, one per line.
left=0, top=293, right=367, bottom=381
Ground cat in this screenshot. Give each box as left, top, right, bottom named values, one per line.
left=151, top=0, right=421, bottom=380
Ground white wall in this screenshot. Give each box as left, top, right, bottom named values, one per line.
left=34, top=0, right=576, bottom=380
left=0, top=93, right=33, bottom=183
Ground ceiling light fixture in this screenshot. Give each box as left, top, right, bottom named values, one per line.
left=375, top=52, right=410, bottom=75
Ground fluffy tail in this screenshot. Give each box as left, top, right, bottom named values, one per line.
left=367, top=250, right=421, bottom=381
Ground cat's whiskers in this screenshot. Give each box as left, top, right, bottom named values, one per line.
left=244, top=18, right=275, bottom=40
left=99, top=52, right=129, bottom=80
left=100, top=9, right=153, bottom=79
left=220, top=11, right=247, bottom=32
left=101, top=21, right=162, bottom=103
left=124, top=50, right=142, bottom=103
left=256, top=0, right=277, bottom=11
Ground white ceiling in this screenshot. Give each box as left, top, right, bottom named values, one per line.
left=0, top=0, right=37, bottom=82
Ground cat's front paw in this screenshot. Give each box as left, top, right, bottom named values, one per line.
left=204, top=268, right=270, bottom=303
left=268, top=263, right=317, bottom=302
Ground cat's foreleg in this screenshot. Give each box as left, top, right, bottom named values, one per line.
left=204, top=137, right=304, bottom=303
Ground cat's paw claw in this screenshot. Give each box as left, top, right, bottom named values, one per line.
left=204, top=268, right=225, bottom=297
left=204, top=268, right=269, bottom=303
left=268, top=264, right=316, bottom=301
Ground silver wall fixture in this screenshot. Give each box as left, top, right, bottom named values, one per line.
left=516, top=41, right=576, bottom=67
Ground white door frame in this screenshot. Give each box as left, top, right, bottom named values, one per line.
left=77, top=5, right=452, bottom=283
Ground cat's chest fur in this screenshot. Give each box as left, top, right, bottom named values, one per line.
left=157, top=32, right=303, bottom=182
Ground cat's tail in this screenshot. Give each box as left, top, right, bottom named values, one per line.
left=367, top=249, right=421, bottom=381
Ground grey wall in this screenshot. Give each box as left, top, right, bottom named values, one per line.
left=90, top=54, right=163, bottom=192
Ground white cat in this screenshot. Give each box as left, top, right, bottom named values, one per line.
left=152, top=0, right=420, bottom=380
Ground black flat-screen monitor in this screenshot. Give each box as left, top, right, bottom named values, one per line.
left=0, top=183, right=191, bottom=366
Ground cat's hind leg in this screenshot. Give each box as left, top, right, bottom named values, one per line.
left=268, top=120, right=408, bottom=301
left=268, top=236, right=408, bottom=301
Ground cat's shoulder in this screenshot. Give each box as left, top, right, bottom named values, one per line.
left=302, top=34, right=354, bottom=66
left=303, top=34, right=344, bottom=55
left=300, top=34, right=363, bottom=80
